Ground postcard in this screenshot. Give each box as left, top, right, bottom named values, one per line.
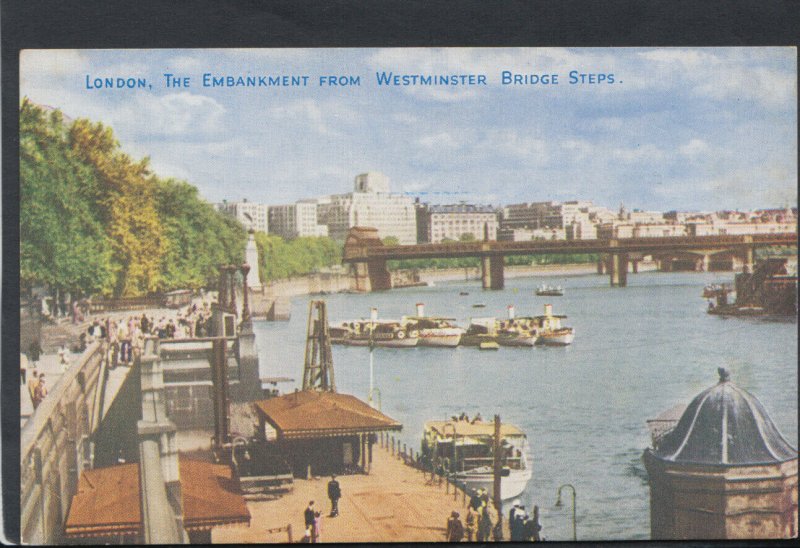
left=15, top=47, right=798, bottom=543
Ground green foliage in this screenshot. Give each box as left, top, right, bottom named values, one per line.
left=20, top=99, right=248, bottom=298
left=254, top=233, right=342, bottom=281
left=20, top=99, right=114, bottom=296
left=153, top=178, right=246, bottom=291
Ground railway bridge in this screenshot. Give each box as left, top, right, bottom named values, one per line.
left=342, top=227, right=797, bottom=290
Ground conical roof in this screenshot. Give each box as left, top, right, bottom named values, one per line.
left=652, top=368, right=797, bottom=466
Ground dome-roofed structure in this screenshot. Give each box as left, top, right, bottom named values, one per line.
left=643, top=368, right=798, bottom=540
left=652, top=367, right=797, bottom=466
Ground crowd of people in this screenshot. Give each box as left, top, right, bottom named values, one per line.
left=445, top=489, right=542, bottom=542
left=75, top=302, right=215, bottom=367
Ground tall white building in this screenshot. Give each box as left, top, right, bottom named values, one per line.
left=268, top=201, right=328, bottom=239
left=218, top=200, right=269, bottom=233
left=316, top=172, right=417, bottom=244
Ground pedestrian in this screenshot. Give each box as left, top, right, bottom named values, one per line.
left=464, top=508, right=475, bottom=542
left=27, top=370, right=40, bottom=403
left=299, top=527, right=312, bottom=543
left=20, top=352, right=29, bottom=385
left=526, top=505, right=543, bottom=541
left=33, top=374, right=48, bottom=409
left=327, top=475, right=341, bottom=517
left=312, top=511, right=322, bottom=543
left=58, top=344, right=70, bottom=372
left=304, top=501, right=316, bottom=532
left=28, top=339, right=42, bottom=370
left=477, top=503, right=492, bottom=542
left=492, top=514, right=504, bottom=541
left=469, top=489, right=482, bottom=512
left=446, top=510, right=464, bottom=542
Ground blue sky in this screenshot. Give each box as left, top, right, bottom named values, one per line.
left=20, top=47, right=797, bottom=211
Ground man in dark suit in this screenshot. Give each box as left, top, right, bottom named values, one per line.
left=327, top=475, right=341, bottom=517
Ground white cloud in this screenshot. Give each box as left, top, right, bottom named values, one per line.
left=679, top=139, right=711, bottom=156
left=111, top=92, right=226, bottom=138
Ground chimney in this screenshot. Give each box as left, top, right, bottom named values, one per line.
left=370, top=307, right=378, bottom=322
left=507, top=305, right=515, bottom=319
left=544, top=304, right=553, bottom=317
left=416, top=303, right=425, bottom=317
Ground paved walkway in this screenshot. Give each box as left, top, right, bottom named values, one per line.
left=213, top=442, right=505, bottom=543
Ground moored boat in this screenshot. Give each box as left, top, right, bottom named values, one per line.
left=421, top=415, right=532, bottom=501
left=532, top=304, right=575, bottom=346
left=401, top=303, right=465, bottom=347
left=461, top=307, right=538, bottom=347
left=330, top=308, right=419, bottom=347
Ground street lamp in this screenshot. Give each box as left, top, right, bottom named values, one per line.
left=555, top=483, right=577, bottom=541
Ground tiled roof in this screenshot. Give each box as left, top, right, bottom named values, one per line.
left=253, top=391, right=402, bottom=439
left=65, top=456, right=250, bottom=538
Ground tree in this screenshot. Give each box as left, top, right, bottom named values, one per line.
left=20, top=99, right=114, bottom=297
left=70, top=118, right=166, bottom=297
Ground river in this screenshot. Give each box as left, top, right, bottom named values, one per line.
left=253, top=270, right=798, bottom=541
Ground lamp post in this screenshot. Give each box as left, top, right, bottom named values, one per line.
left=555, top=483, right=577, bottom=541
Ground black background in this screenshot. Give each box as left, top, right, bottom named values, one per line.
left=2, top=0, right=798, bottom=543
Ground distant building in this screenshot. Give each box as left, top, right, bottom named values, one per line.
left=498, top=227, right=566, bottom=241
left=218, top=200, right=269, bottom=233
left=501, top=200, right=614, bottom=240
left=268, top=201, right=328, bottom=239
left=316, top=172, right=417, bottom=244
left=416, top=202, right=498, bottom=243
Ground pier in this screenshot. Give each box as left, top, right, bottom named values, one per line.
left=343, top=227, right=796, bottom=290
left=213, top=433, right=505, bottom=543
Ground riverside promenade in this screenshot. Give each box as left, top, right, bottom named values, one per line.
left=213, top=438, right=506, bottom=543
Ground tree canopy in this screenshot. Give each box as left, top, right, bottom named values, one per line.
left=20, top=99, right=247, bottom=298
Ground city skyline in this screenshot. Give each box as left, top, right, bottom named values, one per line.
left=20, top=47, right=797, bottom=211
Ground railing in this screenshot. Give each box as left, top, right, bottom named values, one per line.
left=88, top=295, right=165, bottom=313
left=344, top=232, right=798, bottom=261
left=20, top=342, right=108, bottom=545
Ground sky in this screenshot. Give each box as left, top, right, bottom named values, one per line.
left=20, top=47, right=797, bottom=212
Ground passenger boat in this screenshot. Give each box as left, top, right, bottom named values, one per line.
left=531, top=304, right=575, bottom=346
left=535, top=284, right=564, bottom=297
left=329, top=308, right=419, bottom=347
left=461, top=307, right=538, bottom=347
left=421, top=416, right=533, bottom=500
left=401, top=303, right=464, bottom=347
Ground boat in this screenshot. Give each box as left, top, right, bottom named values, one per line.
left=459, top=291, right=470, bottom=296
left=479, top=341, right=499, bottom=350
left=535, top=284, right=564, bottom=297
left=401, top=303, right=465, bottom=347
left=531, top=304, right=575, bottom=346
left=330, top=308, right=419, bottom=347
left=460, top=317, right=498, bottom=346
left=461, top=307, right=538, bottom=347
left=421, top=416, right=533, bottom=501
left=472, top=303, right=487, bottom=308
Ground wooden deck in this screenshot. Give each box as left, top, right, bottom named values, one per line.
left=212, top=441, right=502, bottom=543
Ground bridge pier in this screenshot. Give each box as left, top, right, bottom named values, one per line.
left=609, top=252, right=629, bottom=287
left=597, top=258, right=606, bottom=274
left=481, top=255, right=505, bottom=290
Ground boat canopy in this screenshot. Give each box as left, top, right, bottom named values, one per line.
left=425, top=420, right=525, bottom=438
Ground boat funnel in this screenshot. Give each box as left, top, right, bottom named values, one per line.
left=507, top=305, right=516, bottom=319
left=544, top=304, right=553, bottom=316
left=416, top=303, right=425, bottom=317
left=370, top=307, right=378, bottom=322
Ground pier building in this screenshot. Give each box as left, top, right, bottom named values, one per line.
left=643, top=369, right=798, bottom=540
left=316, top=172, right=416, bottom=244
left=253, top=391, right=402, bottom=478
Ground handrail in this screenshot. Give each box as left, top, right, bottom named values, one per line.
left=21, top=341, right=105, bottom=459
